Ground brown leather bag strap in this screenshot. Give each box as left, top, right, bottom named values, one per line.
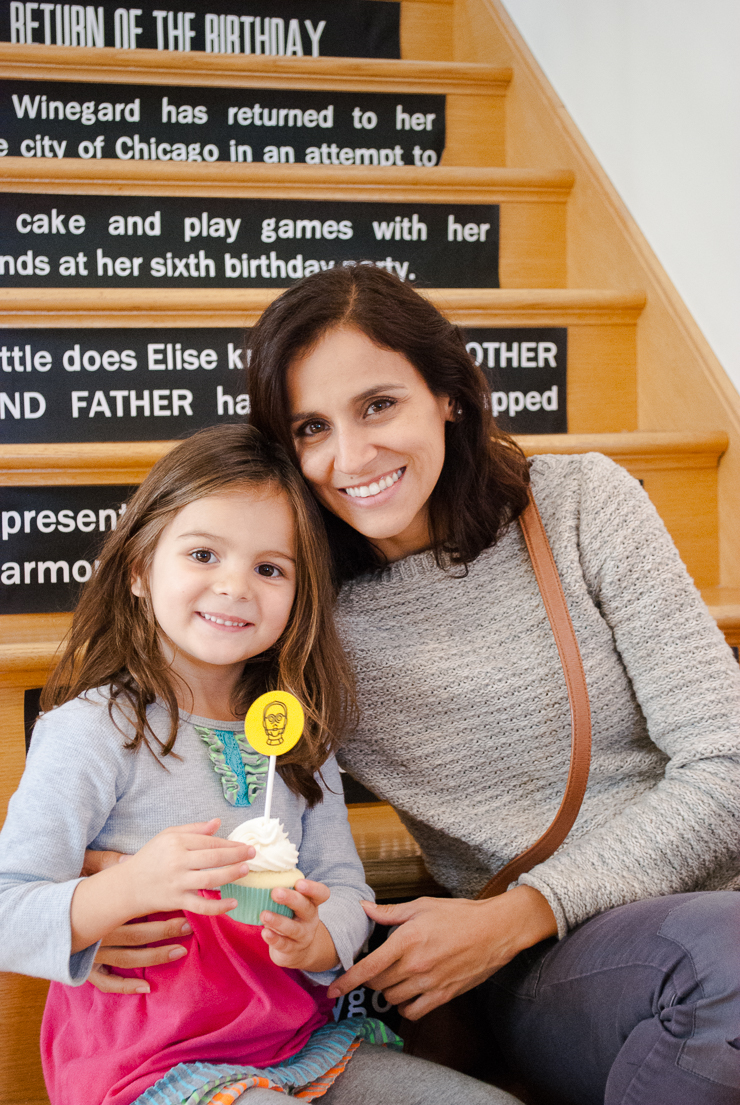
left=476, top=492, right=592, bottom=900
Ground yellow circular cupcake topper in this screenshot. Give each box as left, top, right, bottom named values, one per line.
left=245, top=691, right=304, bottom=757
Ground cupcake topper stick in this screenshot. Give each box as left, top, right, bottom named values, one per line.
left=244, top=691, right=305, bottom=821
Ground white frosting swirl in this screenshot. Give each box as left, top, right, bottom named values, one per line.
left=227, top=816, right=299, bottom=872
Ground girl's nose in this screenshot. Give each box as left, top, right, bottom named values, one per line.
left=214, top=566, right=253, bottom=600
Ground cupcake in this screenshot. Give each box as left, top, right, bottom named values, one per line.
left=221, top=815, right=303, bottom=925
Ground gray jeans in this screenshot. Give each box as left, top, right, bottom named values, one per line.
left=238, top=1041, right=522, bottom=1104
left=484, top=890, right=740, bottom=1105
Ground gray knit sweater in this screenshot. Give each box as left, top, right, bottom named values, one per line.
left=334, top=453, right=740, bottom=937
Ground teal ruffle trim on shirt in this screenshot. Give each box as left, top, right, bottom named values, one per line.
left=195, top=726, right=268, bottom=807
left=133, top=1017, right=402, bottom=1104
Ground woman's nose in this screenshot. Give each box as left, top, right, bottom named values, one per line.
left=332, top=425, right=377, bottom=476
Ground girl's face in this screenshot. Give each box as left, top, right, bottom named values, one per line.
left=287, top=326, right=452, bottom=561
left=132, top=487, right=296, bottom=700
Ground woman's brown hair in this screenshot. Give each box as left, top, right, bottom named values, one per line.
left=247, top=265, right=530, bottom=582
left=41, top=424, right=355, bottom=805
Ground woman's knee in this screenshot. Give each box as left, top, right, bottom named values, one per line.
left=659, top=891, right=740, bottom=1002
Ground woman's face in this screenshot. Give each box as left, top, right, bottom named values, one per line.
left=287, top=326, right=452, bottom=561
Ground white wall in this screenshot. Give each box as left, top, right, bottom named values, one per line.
left=500, top=0, right=740, bottom=394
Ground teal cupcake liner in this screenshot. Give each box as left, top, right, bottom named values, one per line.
left=221, top=882, right=295, bottom=926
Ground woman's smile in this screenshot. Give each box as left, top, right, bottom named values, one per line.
left=339, top=466, right=406, bottom=503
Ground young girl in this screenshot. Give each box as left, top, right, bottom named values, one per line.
left=0, top=426, right=516, bottom=1105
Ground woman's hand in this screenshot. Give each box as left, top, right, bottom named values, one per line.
left=260, top=879, right=339, bottom=973
left=82, top=849, right=198, bottom=994
left=82, top=848, right=127, bottom=878
left=71, top=818, right=254, bottom=955
left=327, top=885, right=557, bottom=1020
left=87, top=917, right=193, bottom=994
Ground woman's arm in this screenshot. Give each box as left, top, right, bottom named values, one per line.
left=516, top=455, right=740, bottom=933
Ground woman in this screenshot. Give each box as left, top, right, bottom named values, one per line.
left=88, top=266, right=740, bottom=1105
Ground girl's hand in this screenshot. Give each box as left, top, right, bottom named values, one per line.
left=326, top=886, right=558, bottom=1020
left=260, top=879, right=339, bottom=973
left=122, top=819, right=254, bottom=917
left=71, top=818, right=254, bottom=955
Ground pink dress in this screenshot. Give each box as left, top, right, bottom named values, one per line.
left=41, top=904, right=334, bottom=1105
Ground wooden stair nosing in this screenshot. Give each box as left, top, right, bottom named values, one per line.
left=0, top=158, right=575, bottom=202
left=4, top=580, right=740, bottom=670
left=0, top=432, right=726, bottom=487
left=0, top=43, right=511, bottom=95
left=517, top=431, right=729, bottom=470
left=0, top=287, right=645, bottom=328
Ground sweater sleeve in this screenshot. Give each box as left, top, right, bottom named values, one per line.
left=297, top=757, right=374, bottom=985
left=0, top=694, right=128, bottom=984
left=519, top=454, right=740, bottom=934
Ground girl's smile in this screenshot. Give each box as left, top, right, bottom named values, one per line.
left=132, top=487, right=296, bottom=716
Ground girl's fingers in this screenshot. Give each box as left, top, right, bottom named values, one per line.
left=269, top=887, right=311, bottom=919
left=185, top=859, right=254, bottom=890
left=185, top=844, right=254, bottom=870
left=292, top=879, right=330, bottom=906
left=261, top=927, right=295, bottom=954
left=182, top=893, right=238, bottom=916
left=161, top=818, right=222, bottom=837
left=260, top=909, right=301, bottom=939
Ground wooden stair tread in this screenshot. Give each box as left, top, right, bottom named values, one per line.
left=0, top=42, right=511, bottom=95
left=700, top=588, right=740, bottom=646
left=0, top=158, right=575, bottom=201
left=347, top=802, right=440, bottom=899
left=0, top=612, right=72, bottom=673
left=0, top=287, right=647, bottom=326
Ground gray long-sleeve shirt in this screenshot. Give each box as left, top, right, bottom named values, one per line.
left=335, top=453, right=740, bottom=937
left=0, top=692, right=373, bottom=986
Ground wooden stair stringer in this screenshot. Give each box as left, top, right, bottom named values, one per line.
left=452, top=0, right=740, bottom=588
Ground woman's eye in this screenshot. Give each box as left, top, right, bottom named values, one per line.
left=297, top=419, right=328, bottom=438
left=365, top=398, right=395, bottom=417
left=256, top=563, right=282, bottom=578
left=191, top=549, right=216, bottom=564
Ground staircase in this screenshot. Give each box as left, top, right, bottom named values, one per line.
left=2, top=2, right=740, bottom=1100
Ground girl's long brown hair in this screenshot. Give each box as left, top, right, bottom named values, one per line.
left=41, top=425, right=355, bottom=805
left=246, top=265, right=531, bottom=582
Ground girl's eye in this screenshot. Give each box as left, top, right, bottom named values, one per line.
left=365, top=398, right=395, bottom=417
left=256, top=563, right=283, bottom=578
left=191, top=549, right=216, bottom=564
left=296, top=418, right=328, bottom=438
